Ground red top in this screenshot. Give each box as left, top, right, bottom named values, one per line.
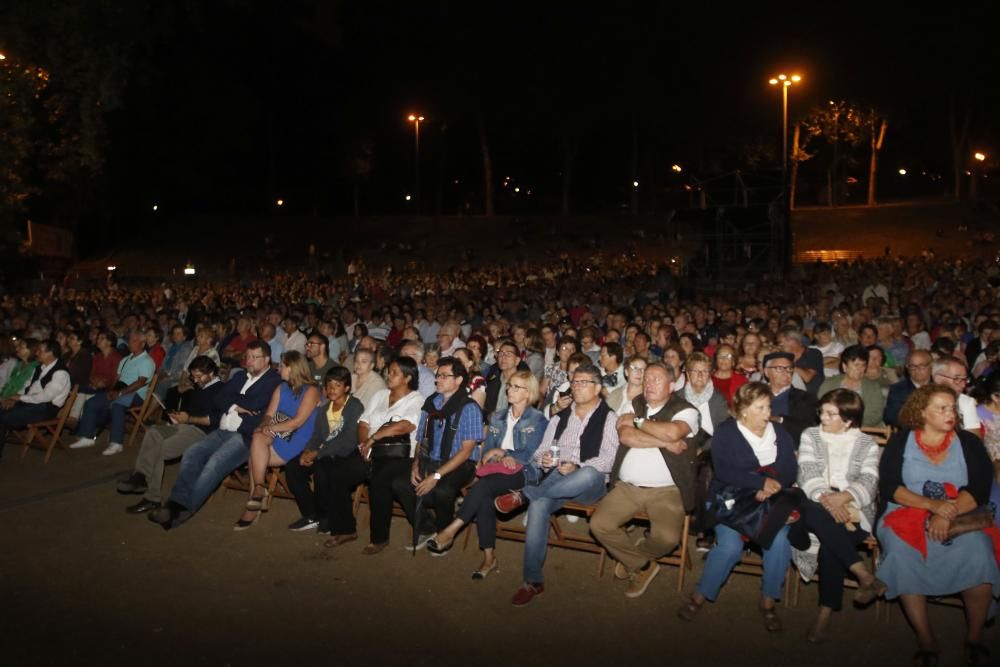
left=148, top=344, right=166, bottom=370
left=712, top=372, right=748, bottom=407
left=90, top=349, right=122, bottom=389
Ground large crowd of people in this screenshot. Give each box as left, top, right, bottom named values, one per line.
left=1, top=252, right=999, bottom=666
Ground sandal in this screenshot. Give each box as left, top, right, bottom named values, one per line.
left=677, top=594, right=704, bottom=622
left=758, top=604, right=782, bottom=632
left=911, top=649, right=938, bottom=667
left=246, top=483, right=270, bottom=512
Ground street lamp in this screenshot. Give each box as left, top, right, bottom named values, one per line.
left=974, top=152, right=986, bottom=162
left=408, top=113, right=424, bottom=213
left=768, top=73, right=802, bottom=177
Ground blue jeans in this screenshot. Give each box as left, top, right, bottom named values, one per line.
left=78, top=392, right=141, bottom=444
left=696, top=523, right=792, bottom=601
left=168, top=430, right=249, bottom=511
left=522, top=465, right=607, bottom=583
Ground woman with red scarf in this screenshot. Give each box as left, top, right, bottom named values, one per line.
left=875, top=385, right=999, bottom=667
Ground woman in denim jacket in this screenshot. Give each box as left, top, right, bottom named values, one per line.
left=427, top=370, right=547, bottom=578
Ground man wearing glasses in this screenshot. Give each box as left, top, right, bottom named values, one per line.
left=148, top=340, right=281, bottom=530
left=932, top=356, right=981, bottom=433
left=884, top=350, right=932, bottom=427
left=305, top=333, right=334, bottom=384
left=506, top=365, right=619, bottom=606
left=394, top=357, right=483, bottom=551
left=762, top=351, right=817, bottom=447
left=483, top=339, right=529, bottom=422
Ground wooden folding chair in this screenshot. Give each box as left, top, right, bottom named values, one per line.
left=860, top=425, right=892, bottom=445
left=790, top=534, right=885, bottom=617
left=126, top=373, right=160, bottom=448
left=599, top=513, right=694, bottom=592
left=18, top=385, right=79, bottom=464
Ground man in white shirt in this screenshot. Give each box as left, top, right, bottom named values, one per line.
left=282, top=318, right=307, bottom=355
left=0, top=339, right=71, bottom=458
left=932, top=357, right=981, bottom=434
left=591, top=363, right=699, bottom=599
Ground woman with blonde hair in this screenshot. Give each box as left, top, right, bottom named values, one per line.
left=427, top=370, right=547, bottom=578
left=235, top=350, right=321, bottom=530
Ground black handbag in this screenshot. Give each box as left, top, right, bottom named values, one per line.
left=369, top=433, right=412, bottom=460
left=710, top=484, right=803, bottom=550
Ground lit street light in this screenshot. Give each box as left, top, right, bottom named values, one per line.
left=408, top=113, right=424, bottom=213
left=974, top=152, right=986, bottom=162
left=276, top=199, right=284, bottom=207
left=898, top=169, right=907, bottom=175
left=671, top=164, right=683, bottom=173
left=768, top=73, right=802, bottom=178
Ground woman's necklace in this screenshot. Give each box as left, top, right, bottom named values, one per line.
left=915, top=429, right=953, bottom=459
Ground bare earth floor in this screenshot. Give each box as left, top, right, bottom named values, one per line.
left=0, top=441, right=990, bottom=667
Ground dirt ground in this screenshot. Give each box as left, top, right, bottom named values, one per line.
left=0, top=439, right=990, bottom=667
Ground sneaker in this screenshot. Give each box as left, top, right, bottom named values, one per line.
left=288, top=517, right=320, bottom=532
left=116, top=472, right=148, bottom=495
left=494, top=490, right=525, bottom=514
left=403, top=532, right=436, bottom=552
left=68, top=437, right=96, bottom=449
left=102, top=442, right=124, bottom=456
left=625, top=562, right=660, bottom=599
left=695, top=537, right=714, bottom=553
left=511, top=582, right=545, bottom=607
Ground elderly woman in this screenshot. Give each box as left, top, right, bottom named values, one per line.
left=793, top=389, right=885, bottom=642
left=357, top=356, right=425, bottom=555
left=679, top=382, right=798, bottom=632
left=284, top=366, right=366, bottom=542
left=818, top=344, right=886, bottom=427
left=608, top=356, right=646, bottom=415
left=875, top=385, right=999, bottom=667
left=427, top=371, right=547, bottom=577
left=236, top=351, right=320, bottom=530
left=351, top=347, right=386, bottom=410
left=711, top=344, right=747, bottom=408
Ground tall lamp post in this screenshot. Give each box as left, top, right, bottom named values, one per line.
left=408, top=114, right=424, bottom=213
left=768, top=74, right=801, bottom=178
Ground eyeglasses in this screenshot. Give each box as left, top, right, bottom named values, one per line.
left=627, top=365, right=646, bottom=372
left=434, top=373, right=456, bottom=379
left=508, top=383, right=528, bottom=391
left=496, top=350, right=517, bottom=358
left=927, top=404, right=956, bottom=415
left=935, top=374, right=968, bottom=385
left=767, top=365, right=793, bottom=373
left=716, top=353, right=734, bottom=359
left=305, top=341, right=321, bottom=347
left=570, top=379, right=600, bottom=387
left=906, top=363, right=930, bottom=369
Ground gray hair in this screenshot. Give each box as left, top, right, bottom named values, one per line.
left=400, top=340, right=425, bottom=362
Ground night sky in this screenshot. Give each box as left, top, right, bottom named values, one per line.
left=3, top=3, right=998, bottom=238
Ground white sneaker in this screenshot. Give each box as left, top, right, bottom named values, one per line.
left=102, top=442, right=124, bottom=456
left=68, top=437, right=96, bottom=449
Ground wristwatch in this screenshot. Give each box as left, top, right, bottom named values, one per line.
left=433, top=472, right=442, bottom=481
left=633, top=417, right=645, bottom=431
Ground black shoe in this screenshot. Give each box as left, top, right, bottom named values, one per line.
left=116, top=472, right=148, bottom=495
left=288, top=517, right=320, bottom=532
left=148, top=506, right=173, bottom=525
left=126, top=498, right=160, bottom=514
left=317, top=520, right=332, bottom=535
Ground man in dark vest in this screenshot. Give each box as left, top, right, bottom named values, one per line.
left=501, top=364, right=619, bottom=606
left=393, top=356, right=483, bottom=551
left=482, top=338, right=529, bottom=422
left=591, top=363, right=700, bottom=598
left=0, top=339, right=71, bottom=458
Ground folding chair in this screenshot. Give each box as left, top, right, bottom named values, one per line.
left=599, top=513, right=694, bottom=592
left=18, top=385, right=79, bottom=464
left=126, top=373, right=160, bottom=448
left=860, top=425, right=893, bottom=445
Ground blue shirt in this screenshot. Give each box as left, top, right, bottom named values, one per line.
left=417, top=393, right=483, bottom=461
left=117, top=351, right=156, bottom=399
